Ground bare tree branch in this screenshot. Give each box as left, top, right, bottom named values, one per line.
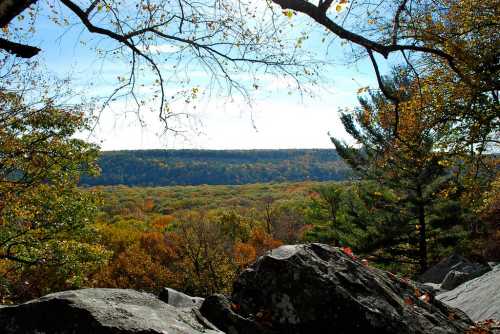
left=318, top=0, right=335, bottom=12
left=0, top=37, right=40, bottom=58
left=366, top=48, right=400, bottom=136
left=0, top=0, right=37, bottom=27
left=392, top=0, right=408, bottom=45
left=271, top=0, right=470, bottom=85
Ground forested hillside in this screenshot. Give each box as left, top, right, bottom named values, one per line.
left=80, top=149, right=351, bottom=186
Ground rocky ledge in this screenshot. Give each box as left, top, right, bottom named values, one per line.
left=0, top=243, right=487, bottom=334
left=438, top=264, right=500, bottom=322
left=0, top=288, right=221, bottom=334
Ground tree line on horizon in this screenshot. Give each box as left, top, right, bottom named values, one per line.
left=80, top=149, right=351, bottom=186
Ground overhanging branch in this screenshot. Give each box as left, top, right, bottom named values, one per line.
left=0, top=0, right=37, bottom=28
left=0, top=37, right=40, bottom=58
left=272, top=0, right=463, bottom=75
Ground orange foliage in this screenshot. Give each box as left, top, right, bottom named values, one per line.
left=151, top=215, right=175, bottom=230
left=143, top=198, right=155, bottom=212
left=248, top=228, right=283, bottom=257
left=341, top=246, right=355, bottom=259
left=139, top=232, right=178, bottom=264
left=233, top=242, right=257, bottom=269
left=91, top=209, right=287, bottom=297
left=91, top=244, right=178, bottom=292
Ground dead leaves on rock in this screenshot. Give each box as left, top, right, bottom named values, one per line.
left=466, top=319, right=500, bottom=334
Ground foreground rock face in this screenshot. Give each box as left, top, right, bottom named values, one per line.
left=0, top=288, right=221, bottom=334
left=419, top=254, right=491, bottom=287
left=438, top=264, right=500, bottom=321
left=201, top=243, right=473, bottom=334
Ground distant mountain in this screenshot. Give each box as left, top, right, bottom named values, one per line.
left=80, top=149, right=351, bottom=186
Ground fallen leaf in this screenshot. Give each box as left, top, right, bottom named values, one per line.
left=419, top=293, right=431, bottom=303
left=341, top=246, right=355, bottom=258
left=404, top=297, right=414, bottom=305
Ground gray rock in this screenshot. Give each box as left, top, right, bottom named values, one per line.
left=0, top=288, right=222, bottom=334
left=159, top=287, right=204, bottom=309
left=438, top=265, right=500, bottom=321
left=441, top=270, right=468, bottom=291
left=422, top=282, right=443, bottom=294
left=201, top=243, right=473, bottom=334
left=441, top=263, right=492, bottom=291
left=418, top=254, right=491, bottom=284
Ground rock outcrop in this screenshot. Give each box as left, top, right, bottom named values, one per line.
left=159, top=287, right=204, bottom=309
left=0, top=288, right=222, bottom=334
left=200, top=243, right=473, bottom=334
left=438, top=264, right=500, bottom=322
left=1, top=244, right=486, bottom=334
left=419, top=254, right=491, bottom=288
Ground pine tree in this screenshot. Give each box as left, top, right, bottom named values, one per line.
left=331, top=70, right=470, bottom=273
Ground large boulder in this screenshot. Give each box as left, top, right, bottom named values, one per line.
left=0, top=288, right=222, bottom=334
left=201, top=243, right=473, bottom=334
left=419, top=254, right=491, bottom=285
left=438, top=264, right=500, bottom=321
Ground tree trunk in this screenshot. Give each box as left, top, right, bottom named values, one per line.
left=329, top=199, right=340, bottom=246
left=417, top=186, right=428, bottom=274
left=264, top=201, right=273, bottom=235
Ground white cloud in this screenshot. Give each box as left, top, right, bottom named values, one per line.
left=80, top=89, right=357, bottom=151
left=140, top=44, right=181, bottom=54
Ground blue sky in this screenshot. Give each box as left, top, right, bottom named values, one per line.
left=16, top=1, right=383, bottom=150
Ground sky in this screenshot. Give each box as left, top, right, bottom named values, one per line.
left=16, top=1, right=382, bottom=151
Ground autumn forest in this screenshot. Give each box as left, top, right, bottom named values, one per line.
left=0, top=0, right=499, bottom=316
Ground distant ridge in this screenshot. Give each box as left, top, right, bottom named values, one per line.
left=80, top=149, right=351, bottom=186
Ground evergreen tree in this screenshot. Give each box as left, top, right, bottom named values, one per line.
left=331, top=70, right=472, bottom=273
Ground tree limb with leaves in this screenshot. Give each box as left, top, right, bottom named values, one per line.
left=0, top=0, right=318, bottom=130
left=272, top=0, right=499, bottom=147
left=0, top=67, right=110, bottom=300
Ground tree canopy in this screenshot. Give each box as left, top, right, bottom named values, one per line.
left=273, top=0, right=499, bottom=149
left=0, top=82, right=109, bottom=300
left=79, top=149, right=349, bottom=186
left=330, top=68, right=497, bottom=272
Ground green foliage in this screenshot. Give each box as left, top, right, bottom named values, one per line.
left=0, top=91, right=109, bottom=302
left=304, top=184, right=344, bottom=245
left=304, top=183, right=367, bottom=248
left=329, top=71, right=486, bottom=273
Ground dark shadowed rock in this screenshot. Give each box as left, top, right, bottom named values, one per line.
left=159, top=287, right=204, bottom=309
left=419, top=254, right=491, bottom=284
left=438, top=265, right=500, bottom=321
left=200, top=294, right=272, bottom=334
left=422, top=282, right=443, bottom=294
left=0, top=288, right=222, bottom=334
left=440, top=264, right=491, bottom=291
left=201, top=244, right=473, bottom=334
left=440, top=270, right=469, bottom=291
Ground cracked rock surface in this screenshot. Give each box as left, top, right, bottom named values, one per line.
left=0, top=288, right=222, bottom=334
left=201, top=243, right=473, bottom=334
left=438, top=265, right=500, bottom=322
